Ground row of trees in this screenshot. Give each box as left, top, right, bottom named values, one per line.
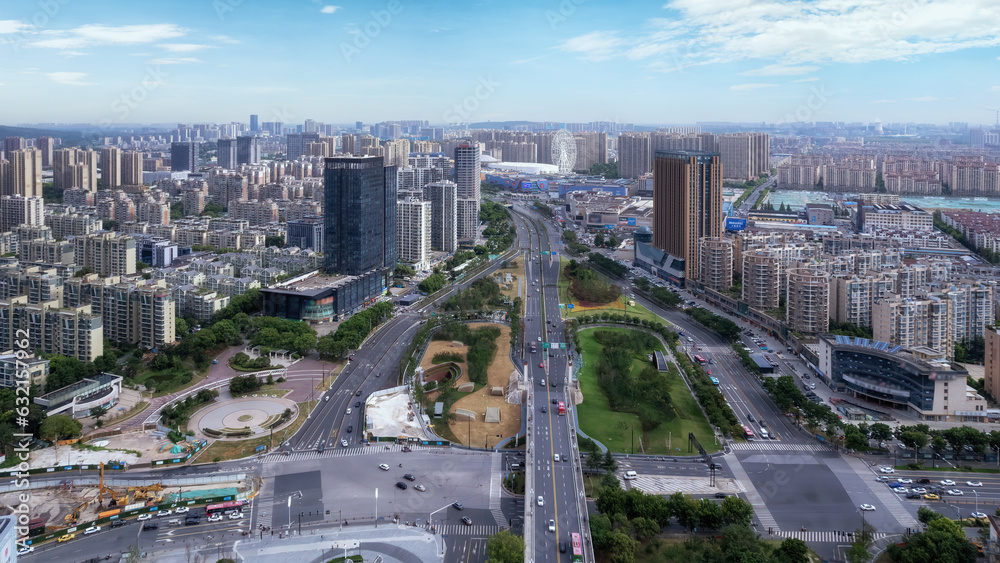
left=892, top=422, right=1000, bottom=459
left=587, top=252, right=628, bottom=278
left=885, top=507, right=978, bottom=563
left=433, top=322, right=500, bottom=385
left=316, top=301, right=394, bottom=360
left=480, top=201, right=515, bottom=254
left=675, top=352, right=740, bottom=434
left=442, top=278, right=506, bottom=313
left=685, top=307, right=741, bottom=341
left=762, top=375, right=841, bottom=433
left=564, top=259, right=621, bottom=303
left=592, top=330, right=675, bottom=431
left=418, top=273, right=446, bottom=294
left=247, top=316, right=317, bottom=357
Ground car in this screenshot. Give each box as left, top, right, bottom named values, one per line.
left=142, top=524, right=158, bottom=531
left=356, top=390, right=362, bottom=396
left=912, top=487, right=927, bottom=494
left=17, top=546, right=33, bottom=555
left=715, top=492, right=728, bottom=499
left=403, top=473, right=416, bottom=481
left=396, top=481, right=407, bottom=490
left=972, top=512, right=988, bottom=519
left=452, top=502, right=464, bottom=510
left=551, top=379, right=557, bottom=387
left=138, top=513, right=152, bottom=521
left=537, top=337, right=542, bottom=342
left=560, top=541, right=567, bottom=553
left=906, top=492, right=922, bottom=499
left=540, top=406, right=547, bottom=413
left=539, top=362, right=544, bottom=368
left=379, top=464, right=390, bottom=471
left=229, top=512, right=244, bottom=519
left=748, top=414, right=755, bottom=422
left=355, top=401, right=361, bottom=408
left=324, top=396, right=330, bottom=402
left=917, top=478, right=931, bottom=484
left=893, top=487, right=908, bottom=494
left=111, top=519, right=126, bottom=528
left=860, top=504, right=876, bottom=511
left=414, top=484, right=426, bottom=492
left=553, top=454, right=560, bottom=462
left=84, top=526, right=100, bottom=535
left=552, top=399, right=558, bottom=404
left=759, top=419, right=766, bottom=428
left=346, top=408, right=352, bottom=415
left=185, top=517, right=201, bottom=525
left=539, top=379, right=546, bottom=386
left=879, top=467, right=895, bottom=474
left=341, top=439, right=349, bottom=447
left=923, top=494, right=940, bottom=500
left=462, top=516, right=473, bottom=526
left=940, top=479, right=956, bottom=486
left=548, top=519, right=556, bottom=532
left=707, top=370, right=711, bottom=375
left=897, top=478, right=913, bottom=484
left=947, top=489, right=963, bottom=496
left=968, top=481, right=983, bottom=487
left=207, top=515, right=223, bottom=523
left=876, top=475, right=890, bottom=482
left=537, top=496, right=544, bottom=506
left=318, top=443, right=324, bottom=453
left=158, top=510, right=173, bottom=517
left=175, top=507, right=189, bottom=514
left=346, top=425, right=353, bottom=433
left=212, top=359, right=219, bottom=364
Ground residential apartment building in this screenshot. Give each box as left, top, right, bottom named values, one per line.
left=786, top=267, right=830, bottom=335
left=454, top=144, right=481, bottom=240
left=425, top=180, right=458, bottom=253
left=99, top=147, right=121, bottom=188
left=0, top=195, right=43, bottom=233
left=47, top=210, right=101, bottom=239
left=0, top=297, right=102, bottom=362
left=874, top=295, right=954, bottom=358
left=73, top=232, right=136, bottom=277
left=230, top=199, right=279, bottom=226
left=397, top=198, right=432, bottom=270
left=698, top=237, right=733, bottom=292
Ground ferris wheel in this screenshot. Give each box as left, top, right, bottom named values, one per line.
left=552, top=129, right=577, bottom=173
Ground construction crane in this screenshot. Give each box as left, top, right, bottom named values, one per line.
left=97, top=462, right=122, bottom=507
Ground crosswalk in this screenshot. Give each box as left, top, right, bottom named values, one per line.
left=488, top=454, right=506, bottom=528
left=627, top=475, right=743, bottom=496
left=262, top=444, right=416, bottom=463
left=438, top=524, right=501, bottom=536
left=772, top=530, right=889, bottom=544
left=729, top=441, right=829, bottom=452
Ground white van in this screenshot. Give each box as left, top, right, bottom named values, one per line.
left=624, top=470, right=637, bottom=480
left=759, top=429, right=770, bottom=439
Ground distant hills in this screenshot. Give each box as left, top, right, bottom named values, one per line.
left=0, top=125, right=90, bottom=146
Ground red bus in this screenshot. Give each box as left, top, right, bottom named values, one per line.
left=571, top=532, right=583, bottom=562
left=557, top=401, right=566, bottom=415
left=742, top=425, right=754, bottom=439
left=206, top=500, right=244, bottom=516
left=694, top=355, right=706, bottom=364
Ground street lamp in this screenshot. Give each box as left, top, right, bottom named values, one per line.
left=374, top=488, right=379, bottom=528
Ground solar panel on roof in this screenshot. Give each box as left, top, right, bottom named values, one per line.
left=890, top=346, right=901, bottom=353
left=835, top=335, right=848, bottom=344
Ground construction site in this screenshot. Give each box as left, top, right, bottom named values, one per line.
left=0, top=462, right=252, bottom=538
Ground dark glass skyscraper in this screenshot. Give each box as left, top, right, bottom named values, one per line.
left=170, top=141, right=197, bottom=172
left=653, top=149, right=721, bottom=281
left=323, top=156, right=397, bottom=277
left=236, top=135, right=261, bottom=165
left=249, top=114, right=259, bottom=132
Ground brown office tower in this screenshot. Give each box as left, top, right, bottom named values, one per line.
left=653, top=150, right=722, bottom=282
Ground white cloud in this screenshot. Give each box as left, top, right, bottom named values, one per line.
left=870, top=99, right=896, bottom=104
left=558, top=31, right=628, bottom=61
left=59, top=51, right=87, bottom=57
left=792, top=77, right=820, bottom=82
left=511, top=55, right=547, bottom=65
left=0, top=20, right=31, bottom=34
left=562, top=1, right=1000, bottom=69
left=990, top=86, right=1000, bottom=92
left=209, top=35, right=240, bottom=44
left=743, top=64, right=819, bottom=76
left=147, top=57, right=202, bottom=65
left=44, top=72, right=94, bottom=86
left=730, top=83, right=778, bottom=92
left=320, top=5, right=341, bottom=14
left=158, top=43, right=208, bottom=53
left=29, top=24, right=186, bottom=49
left=905, top=96, right=940, bottom=102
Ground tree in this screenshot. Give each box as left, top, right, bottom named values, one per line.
left=485, top=529, right=524, bottom=563
left=176, top=318, right=190, bottom=337
left=698, top=497, right=725, bottom=530
left=899, top=430, right=928, bottom=458
left=90, top=405, right=108, bottom=419
left=602, top=450, right=618, bottom=472
left=135, top=261, right=150, bottom=271
left=720, top=495, right=754, bottom=527
left=774, top=537, right=810, bottom=563
left=606, top=530, right=637, bottom=563
left=869, top=423, right=893, bottom=444
left=673, top=494, right=701, bottom=532
left=847, top=521, right=876, bottom=563
left=587, top=450, right=602, bottom=471
left=265, top=235, right=285, bottom=248
left=39, top=414, right=83, bottom=442
left=631, top=516, right=660, bottom=541
left=600, top=471, right=620, bottom=491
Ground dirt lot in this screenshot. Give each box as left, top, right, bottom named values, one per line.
left=446, top=323, right=521, bottom=448
left=419, top=340, right=469, bottom=379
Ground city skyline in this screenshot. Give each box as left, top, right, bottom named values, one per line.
left=2, top=0, right=1000, bottom=125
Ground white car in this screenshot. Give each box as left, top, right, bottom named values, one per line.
left=897, top=478, right=913, bottom=484
left=346, top=408, right=352, bottom=415
left=876, top=475, right=890, bottom=482
left=175, top=507, right=189, bottom=514
left=553, top=454, right=560, bottom=462
left=414, top=484, right=426, bottom=492
left=972, top=512, right=988, bottom=519
left=16, top=546, right=32, bottom=555
left=207, top=515, right=223, bottom=523
left=940, top=479, right=956, bottom=486
left=912, top=487, right=927, bottom=494
left=879, top=467, right=895, bottom=474
left=379, top=464, right=390, bottom=471
left=947, top=489, right=963, bottom=496
left=860, top=504, right=876, bottom=511
left=893, top=487, right=908, bottom=494
left=84, top=526, right=100, bottom=535
left=341, top=439, right=349, bottom=447
left=138, top=514, right=152, bottom=521
left=537, top=496, right=544, bottom=506
left=548, top=519, right=555, bottom=532
left=967, top=481, right=983, bottom=487
left=229, top=512, right=244, bottom=520
left=157, top=510, right=172, bottom=517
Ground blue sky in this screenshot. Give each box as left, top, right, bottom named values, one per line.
left=2, top=0, right=1000, bottom=126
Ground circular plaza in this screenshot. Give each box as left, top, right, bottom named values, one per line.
left=193, top=396, right=298, bottom=439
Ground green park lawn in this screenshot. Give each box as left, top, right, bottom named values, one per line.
left=577, top=327, right=718, bottom=454
left=556, top=257, right=665, bottom=325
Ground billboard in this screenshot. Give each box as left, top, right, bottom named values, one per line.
left=725, top=218, right=748, bottom=231
left=627, top=218, right=636, bottom=226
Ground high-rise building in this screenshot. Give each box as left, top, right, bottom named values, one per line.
left=397, top=198, right=432, bottom=269
left=874, top=294, right=953, bottom=357
left=171, top=142, right=198, bottom=172
left=250, top=114, right=259, bottom=132
left=52, top=148, right=98, bottom=192
left=425, top=180, right=458, bottom=253
left=341, top=134, right=357, bottom=155
left=741, top=252, right=780, bottom=309
left=35, top=136, right=54, bottom=166
left=99, top=147, right=122, bottom=188
left=122, top=151, right=143, bottom=186
left=322, top=156, right=396, bottom=277
left=786, top=267, right=830, bottom=335
left=237, top=135, right=261, bottom=165
left=0, top=148, right=42, bottom=197
left=287, top=132, right=321, bottom=160
left=287, top=216, right=324, bottom=251
left=653, top=150, right=722, bottom=282
left=73, top=232, right=137, bottom=277
left=3, top=137, right=25, bottom=153
left=698, top=237, right=733, bottom=292
left=217, top=138, right=238, bottom=169
left=0, top=195, right=43, bottom=232
left=454, top=144, right=481, bottom=240
left=618, top=133, right=651, bottom=178
left=986, top=326, right=1000, bottom=401
left=0, top=297, right=102, bottom=362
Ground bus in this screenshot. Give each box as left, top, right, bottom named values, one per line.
left=557, top=401, right=566, bottom=415
left=206, top=500, right=244, bottom=516
left=709, top=376, right=719, bottom=385
left=742, top=425, right=754, bottom=439
left=571, top=532, right=583, bottom=562
left=694, top=355, right=706, bottom=364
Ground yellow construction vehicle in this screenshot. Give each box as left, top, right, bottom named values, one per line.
left=97, top=462, right=122, bottom=507
left=65, top=501, right=89, bottom=525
